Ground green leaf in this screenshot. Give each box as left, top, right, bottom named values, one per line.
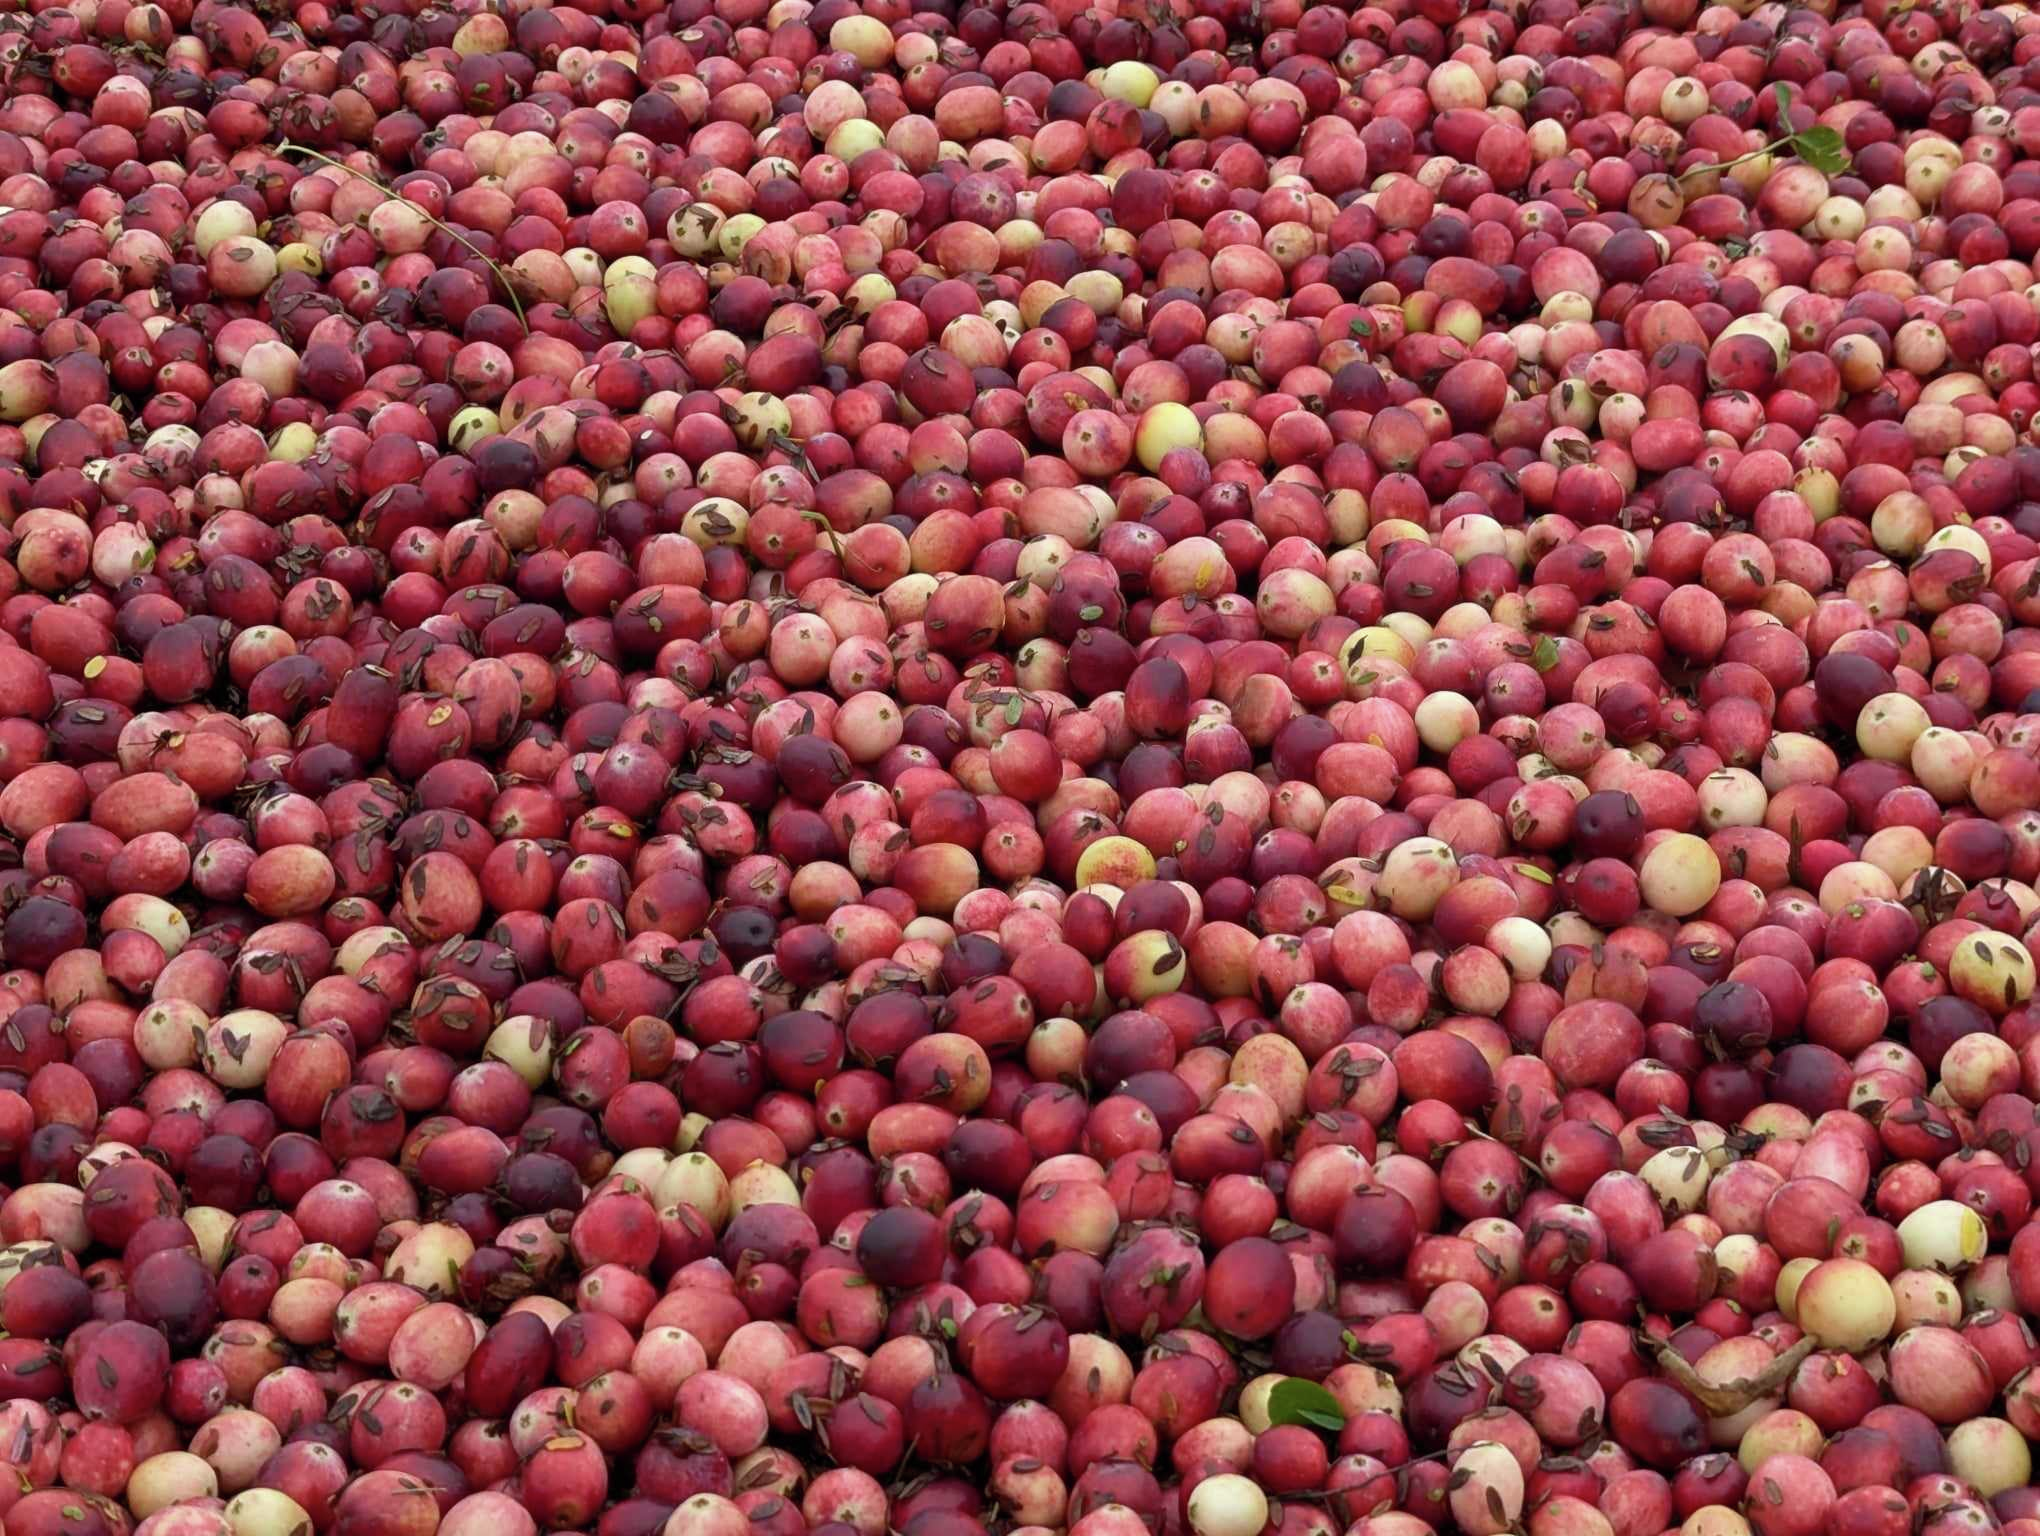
left=1791, top=127, right=1849, bottom=177
left=1267, top=1377, right=1346, bottom=1432
left=1350, top=316, right=1373, bottom=338
left=1531, top=635, right=1560, bottom=673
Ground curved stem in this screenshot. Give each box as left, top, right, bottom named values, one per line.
left=1675, top=137, right=1788, bottom=185
left=277, top=141, right=527, bottom=333
left=1654, top=1333, right=1820, bottom=1417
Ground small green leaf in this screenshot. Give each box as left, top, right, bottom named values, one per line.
left=1267, top=1377, right=1346, bottom=1432
left=1791, top=127, right=1849, bottom=177
left=1531, top=635, right=1560, bottom=673
left=1350, top=317, right=1373, bottom=338
left=1004, top=695, right=1024, bottom=726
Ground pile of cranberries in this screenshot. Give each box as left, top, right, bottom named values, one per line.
left=1, top=1, right=2039, bottom=1536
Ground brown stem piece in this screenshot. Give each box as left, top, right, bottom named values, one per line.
left=1654, top=1333, right=1819, bottom=1417
left=277, top=142, right=528, bottom=333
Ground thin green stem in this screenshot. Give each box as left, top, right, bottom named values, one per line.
left=1677, top=86, right=1848, bottom=185
left=277, top=141, right=527, bottom=332
left=1675, top=135, right=1790, bottom=185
